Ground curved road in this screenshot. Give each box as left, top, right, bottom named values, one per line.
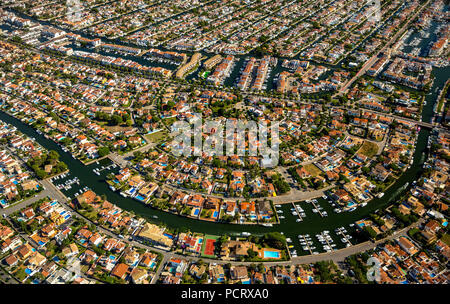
left=3, top=179, right=420, bottom=283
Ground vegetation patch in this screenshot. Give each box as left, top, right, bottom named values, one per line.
left=358, top=141, right=379, bottom=158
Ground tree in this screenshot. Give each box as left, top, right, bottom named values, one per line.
left=98, top=146, right=110, bottom=157
left=36, top=169, right=47, bottom=179
left=110, top=114, right=123, bottom=126
left=247, top=248, right=258, bottom=259
left=48, top=150, right=60, bottom=160
left=257, top=263, right=265, bottom=273
left=363, top=226, right=378, bottom=240
left=262, top=232, right=286, bottom=250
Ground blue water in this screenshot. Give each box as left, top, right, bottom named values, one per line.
left=135, top=195, right=146, bottom=201
left=213, top=211, right=218, bottom=218
left=194, top=209, right=200, bottom=216
left=264, top=250, right=280, bottom=258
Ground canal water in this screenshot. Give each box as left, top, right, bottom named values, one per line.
left=1, top=56, right=446, bottom=255
left=0, top=12, right=448, bottom=253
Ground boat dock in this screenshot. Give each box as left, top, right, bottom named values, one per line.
left=310, top=199, right=324, bottom=217
left=298, top=234, right=313, bottom=255
left=291, top=202, right=303, bottom=222
left=92, top=162, right=118, bottom=175
left=317, top=231, right=336, bottom=252
left=323, top=234, right=335, bottom=251
left=335, top=227, right=353, bottom=247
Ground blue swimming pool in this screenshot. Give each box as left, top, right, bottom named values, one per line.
left=135, top=195, right=146, bottom=201
left=193, top=209, right=200, bottom=216
left=264, top=250, right=280, bottom=259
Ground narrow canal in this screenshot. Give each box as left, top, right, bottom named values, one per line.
left=0, top=64, right=447, bottom=255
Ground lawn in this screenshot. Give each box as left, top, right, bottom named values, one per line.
left=103, top=125, right=134, bottom=133
left=303, top=163, right=322, bottom=177
left=358, top=141, right=379, bottom=158
left=441, top=234, right=450, bottom=247
left=145, top=130, right=168, bottom=143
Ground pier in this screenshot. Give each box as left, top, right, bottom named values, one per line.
left=298, top=235, right=313, bottom=255
left=291, top=202, right=303, bottom=222
left=309, top=199, right=324, bottom=217
left=335, top=228, right=353, bottom=246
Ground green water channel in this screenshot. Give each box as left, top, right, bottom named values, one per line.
left=0, top=62, right=447, bottom=254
